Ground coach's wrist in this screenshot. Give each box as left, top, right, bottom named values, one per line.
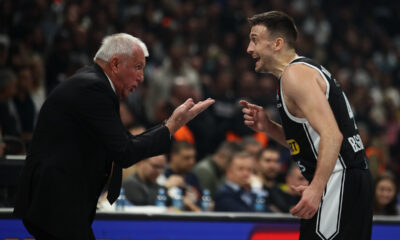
left=164, top=118, right=179, bottom=135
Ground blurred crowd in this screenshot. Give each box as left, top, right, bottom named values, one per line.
left=0, top=0, right=399, bottom=215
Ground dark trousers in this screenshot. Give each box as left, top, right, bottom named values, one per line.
left=23, top=219, right=60, bottom=240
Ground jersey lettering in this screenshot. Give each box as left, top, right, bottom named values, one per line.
left=296, top=161, right=306, bottom=173
left=347, top=134, right=364, bottom=153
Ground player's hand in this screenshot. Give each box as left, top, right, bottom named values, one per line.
left=290, top=184, right=307, bottom=196
left=290, top=185, right=323, bottom=219
left=239, top=100, right=269, bottom=132
left=165, top=98, right=215, bottom=134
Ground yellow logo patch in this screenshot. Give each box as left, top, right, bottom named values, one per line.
left=287, top=139, right=300, bottom=155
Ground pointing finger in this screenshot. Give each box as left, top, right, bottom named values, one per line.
left=239, top=100, right=249, bottom=107
left=240, top=100, right=263, bottom=111
left=247, top=103, right=263, bottom=111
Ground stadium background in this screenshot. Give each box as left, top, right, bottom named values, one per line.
left=0, top=0, right=400, bottom=239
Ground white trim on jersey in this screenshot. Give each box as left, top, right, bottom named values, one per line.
left=303, top=123, right=319, bottom=158
left=302, top=121, right=345, bottom=171
left=316, top=169, right=346, bottom=240
left=302, top=123, right=346, bottom=240
left=338, top=153, right=347, bottom=170
left=279, top=62, right=331, bottom=124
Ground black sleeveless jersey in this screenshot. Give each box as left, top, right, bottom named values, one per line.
left=277, top=57, right=369, bottom=182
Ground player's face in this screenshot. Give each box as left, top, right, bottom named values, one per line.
left=247, top=25, right=276, bottom=73
left=116, top=48, right=145, bottom=100
left=375, top=179, right=396, bottom=206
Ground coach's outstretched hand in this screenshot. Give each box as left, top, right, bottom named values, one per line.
left=165, top=98, right=215, bottom=135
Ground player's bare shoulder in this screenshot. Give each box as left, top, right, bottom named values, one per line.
left=281, top=63, right=327, bottom=96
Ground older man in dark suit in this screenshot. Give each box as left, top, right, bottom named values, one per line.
left=14, top=33, right=214, bottom=240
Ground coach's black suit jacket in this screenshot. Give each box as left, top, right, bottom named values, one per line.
left=14, top=64, right=171, bottom=239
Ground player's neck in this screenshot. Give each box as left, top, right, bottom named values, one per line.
left=272, top=51, right=298, bottom=78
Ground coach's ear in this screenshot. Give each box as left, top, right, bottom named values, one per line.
left=109, top=56, right=121, bottom=74
left=274, top=37, right=285, bottom=51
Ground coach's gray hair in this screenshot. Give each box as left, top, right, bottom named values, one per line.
left=93, top=33, right=149, bottom=62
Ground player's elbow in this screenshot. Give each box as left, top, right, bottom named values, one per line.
left=334, top=130, right=343, bottom=145
left=323, top=128, right=343, bottom=146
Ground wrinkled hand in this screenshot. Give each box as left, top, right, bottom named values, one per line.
left=165, top=175, right=185, bottom=188
left=165, top=98, right=215, bottom=135
left=290, top=185, right=323, bottom=219
left=239, top=100, right=269, bottom=132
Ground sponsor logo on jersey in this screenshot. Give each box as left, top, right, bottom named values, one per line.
left=287, top=139, right=300, bottom=155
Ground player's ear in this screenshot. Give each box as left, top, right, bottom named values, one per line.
left=274, top=37, right=285, bottom=51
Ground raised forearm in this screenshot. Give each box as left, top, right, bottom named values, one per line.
left=265, top=120, right=289, bottom=148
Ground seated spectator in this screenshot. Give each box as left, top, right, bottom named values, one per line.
left=13, top=65, right=37, bottom=144
left=119, top=101, right=135, bottom=129
left=253, top=147, right=294, bottom=213
left=3, top=135, right=25, bottom=155
left=193, top=141, right=242, bottom=198
left=159, top=141, right=202, bottom=211
left=122, top=155, right=167, bottom=206
left=214, top=151, right=270, bottom=212
left=373, top=172, right=399, bottom=215
left=0, top=69, right=18, bottom=137
left=279, top=163, right=309, bottom=212
left=241, top=136, right=263, bottom=157
left=122, top=124, right=146, bottom=181
left=0, top=127, right=5, bottom=159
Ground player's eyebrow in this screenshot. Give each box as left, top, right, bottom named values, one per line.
left=250, top=33, right=257, bottom=38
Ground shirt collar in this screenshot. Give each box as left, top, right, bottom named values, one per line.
left=103, top=71, right=116, bottom=94
left=226, top=181, right=241, bottom=192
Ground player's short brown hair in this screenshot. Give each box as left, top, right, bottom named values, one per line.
left=248, top=11, right=298, bottom=49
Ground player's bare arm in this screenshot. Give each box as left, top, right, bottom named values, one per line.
left=282, top=64, right=343, bottom=219
left=240, top=100, right=288, bottom=147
